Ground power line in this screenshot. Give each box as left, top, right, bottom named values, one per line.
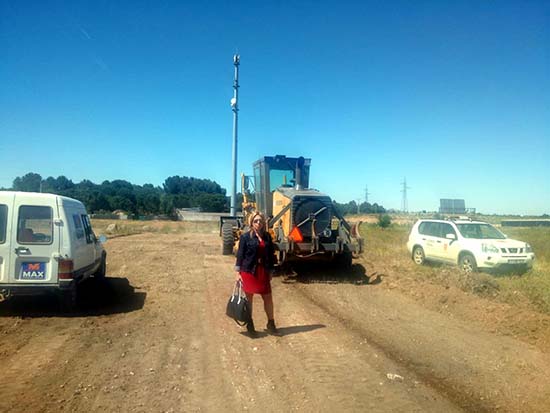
left=401, top=177, right=411, bottom=213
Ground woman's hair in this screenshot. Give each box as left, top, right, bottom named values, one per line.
left=248, top=211, right=267, bottom=235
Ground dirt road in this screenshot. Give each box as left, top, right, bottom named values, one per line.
left=1, top=232, right=549, bottom=412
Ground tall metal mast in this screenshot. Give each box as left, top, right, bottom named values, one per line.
left=230, top=54, right=240, bottom=217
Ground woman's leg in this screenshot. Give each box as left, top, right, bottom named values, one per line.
left=261, top=293, right=274, bottom=320
left=246, top=293, right=254, bottom=317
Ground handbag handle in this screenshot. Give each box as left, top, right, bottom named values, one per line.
left=231, top=279, right=245, bottom=303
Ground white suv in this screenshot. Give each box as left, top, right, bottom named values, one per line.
left=407, top=218, right=535, bottom=273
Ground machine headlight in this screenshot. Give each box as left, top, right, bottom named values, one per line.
left=482, top=243, right=499, bottom=254
left=525, top=243, right=533, bottom=253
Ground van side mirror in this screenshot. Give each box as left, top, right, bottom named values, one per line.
left=98, top=235, right=107, bottom=243
left=446, top=233, right=456, bottom=240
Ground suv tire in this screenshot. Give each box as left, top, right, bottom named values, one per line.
left=412, top=246, right=425, bottom=265
left=459, top=253, right=477, bottom=273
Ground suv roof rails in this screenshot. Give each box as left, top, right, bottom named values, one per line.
left=447, top=215, right=472, bottom=221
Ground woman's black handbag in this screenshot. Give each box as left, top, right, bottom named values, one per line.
left=226, top=280, right=250, bottom=326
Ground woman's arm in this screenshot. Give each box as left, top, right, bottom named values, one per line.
left=235, top=232, right=246, bottom=272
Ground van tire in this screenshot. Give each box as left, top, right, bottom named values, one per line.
left=95, top=254, right=107, bottom=279
left=59, top=286, right=78, bottom=312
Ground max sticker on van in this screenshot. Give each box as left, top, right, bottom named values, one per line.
left=20, top=262, right=46, bottom=280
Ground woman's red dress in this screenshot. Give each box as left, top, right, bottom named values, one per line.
left=240, top=239, right=272, bottom=295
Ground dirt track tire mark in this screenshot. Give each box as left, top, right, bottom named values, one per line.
left=292, top=280, right=550, bottom=412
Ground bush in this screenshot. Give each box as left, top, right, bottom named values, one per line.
left=378, top=214, right=392, bottom=228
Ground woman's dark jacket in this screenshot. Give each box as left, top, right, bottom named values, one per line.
left=235, top=231, right=276, bottom=274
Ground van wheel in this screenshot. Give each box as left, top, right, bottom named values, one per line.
left=95, top=254, right=107, bottom=279
left=459, top=253, right=477, bottom=273
left=412, top=246, right=425, bottom=265
left=59, top=286, right=78, bottom=312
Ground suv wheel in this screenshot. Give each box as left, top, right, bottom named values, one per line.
left=459, top=253, right=477, bottom=273
left=412, top=246, right=425, bottom=265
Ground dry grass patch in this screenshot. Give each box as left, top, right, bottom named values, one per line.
left=359, top=223, right=550, bottom=314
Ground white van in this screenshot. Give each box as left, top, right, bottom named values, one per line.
left=0, top=191, right=106, bottom=309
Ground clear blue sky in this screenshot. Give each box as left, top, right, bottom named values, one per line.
left=1, top=1, right=549, bottom=215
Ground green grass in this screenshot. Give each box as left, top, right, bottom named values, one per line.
left=359, top=223, right=550, bottom=314
left=493, top=227, right=550, bottom=313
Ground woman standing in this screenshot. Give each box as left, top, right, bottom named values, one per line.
left=235, top=211, right=278, bottom=336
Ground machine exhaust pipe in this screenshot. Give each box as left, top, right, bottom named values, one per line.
left=295, top=156, right=305, bottom=190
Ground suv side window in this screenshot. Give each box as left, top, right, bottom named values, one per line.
left=419, top=221, right=441, bottom=237
left=81, top=214, right=95, bottom=244
left=17, top=205, right=53, bottom=244
left=440, top=223, right=456, bottom=238
left=418, top=221, right=432, bottom=236
left=0, top=204, right=7, bottom=244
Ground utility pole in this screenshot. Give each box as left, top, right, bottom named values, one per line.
left=230, top=54, right=240, bottom=217
left=364, top=185, right=370, bottom=204
left=401, top=177, right=411, bottom=213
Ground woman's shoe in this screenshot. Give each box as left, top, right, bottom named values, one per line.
left=266, top=319, right=279, bottom=334
left=246, top=319, right=257, bottom=337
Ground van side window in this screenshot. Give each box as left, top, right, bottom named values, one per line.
left=72, top=214, right=85, bottom=239
left=81, top=214, right=94, bottom=244
left=17, top=205, right=53, bottom=244
left=0, top=204, right=7, bottom=244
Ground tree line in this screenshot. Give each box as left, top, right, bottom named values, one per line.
left=6, top=173, right=227, bottom=216
left=3, top=172, right=385, bottom=217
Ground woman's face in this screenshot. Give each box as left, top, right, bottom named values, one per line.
left=252, top=215, right=265, bottom=232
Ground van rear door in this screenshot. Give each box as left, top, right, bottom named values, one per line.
left=0, top=193, right=15, bottom=285
left=8, top=195, right=61, bottom=284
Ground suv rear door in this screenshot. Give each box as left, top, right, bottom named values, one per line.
left=417, top=221, right=440, bottom=259
left=8, top=195, right=60, bottom=284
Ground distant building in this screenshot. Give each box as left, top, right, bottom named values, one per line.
left=439, top=199, right=466, bottom=214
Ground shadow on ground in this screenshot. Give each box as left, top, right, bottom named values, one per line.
left=280, top=263, right=377, bottom=285
left=0, top=276, right=146, bottom=318
left=239, top=323, right=326, bottom=339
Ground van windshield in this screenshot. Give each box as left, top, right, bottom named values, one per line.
left=456, top=223, right=506, bottom=240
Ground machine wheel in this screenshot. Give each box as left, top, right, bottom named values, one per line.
left=335, top=249, right=352, bottom=269
left=412, top=246, right=425, bottom=265
left=222, top=222, right=235, bottom=255
left=95, top=253, right=107, bottom=279
left=459, top=253, right=477, bottom=273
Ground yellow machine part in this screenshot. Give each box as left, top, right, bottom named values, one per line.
left=272, top=190, right=292, bottom=236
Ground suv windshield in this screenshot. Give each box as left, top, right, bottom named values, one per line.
left=456, top=223, right=506, bottom=240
